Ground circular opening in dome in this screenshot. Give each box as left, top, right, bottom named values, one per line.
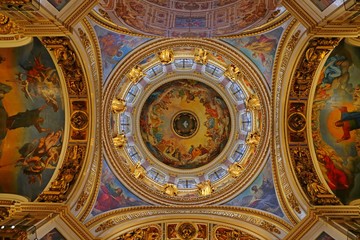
left=139, top=79, right=231, bottom=169
left=172, top=111, right=199, bottom=138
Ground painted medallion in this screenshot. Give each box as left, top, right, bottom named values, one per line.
left=140, top=79, right=231, bottom=169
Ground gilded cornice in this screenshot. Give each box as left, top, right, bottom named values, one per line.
left=85, top=206, right=292, bottom=239
left=0, top=13, right=19, bottom=35
left=73, top=18, right=104, bottom=223
left=2, top=202, right=98, bottom=240
left=271, top=18, right=303, bottom=225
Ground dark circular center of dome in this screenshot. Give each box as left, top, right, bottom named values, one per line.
left=172, top=111, right=199, bottom=138
left=140, top=79, right=231, bottom=169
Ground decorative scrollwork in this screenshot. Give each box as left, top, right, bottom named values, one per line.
left=224, top=64, right=243, bottom=81
left=116, top=225, right=161, bottom=240
left=228, top=162, right=245, bottom=178
left=291, top=37, right=340, bottom=98
left=162, top=183, right=178, bottom=197
left=112, top=98, right=126, bottom=114
left=38, top=145, right=85, bottom=202
left=0, top=13, right=18, bottom=34
left=194, top=48, right=209, bottom=65
left=131, top=162, right=146, bottom=179
left=157, top=48, right=174, bottom=64
left=197, top=180, right=214, bottom=196
left=291, top=146, right=340, bottom=205
left=42, top=37, right=87, bottom=96
left=246, top=93, right=261, bottom=111
left=245, top=131, right=261, bottom=150
left=127, top=65, right=145, bottom=83
left=113, top=133, right=127, bottom=149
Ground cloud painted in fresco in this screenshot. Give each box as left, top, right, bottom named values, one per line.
left=94, top=25, right=151, bottom=83
left=90, top=159, right=149, bottom=217
left=223, top=157, right=285, bottom=219
left=222, top=27, right=284, bottom=86
left=0, top=37, right=65, bottom=201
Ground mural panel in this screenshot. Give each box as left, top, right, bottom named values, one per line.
left=224, top=157, right=285, bottom=218
left=40, top=228, right=66, bottom=240
left=312, top=39, right=360, bottom=204
left=0, top=38, right=65, bottom=201
left=90, top=160, right=148, bottom=217
left=93, top=25, right=151, bottom=82
left=222, top=27, right=284, bottom=85
left=140, top=79, right=231, bottom=169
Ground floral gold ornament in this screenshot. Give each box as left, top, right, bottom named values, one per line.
left=245, top=131, right=261, bottom=150
left=224, top=64, right=243, bottom=81
left=0, top=13, right=17, bottom=35
left=127, top=65, right=146, bottom=83
left=228, top=162, right=245, bottom=178
left=38, top=145, right=85, bottom=202
left=194, top=48, right=209, bottom=64
left=177, top=222, right=196, bottom=240
left=157, top=48, right=174, bottom=64
left=117, top=225, right=161, bottom=240
left=162, top=183, right=178, bottom=196
left=131, top=162, right=146, bottom=179
left=113, top=133, right=127, bottom=148
left=112, top=98, right=126, bottom=113
left=246, top=93, right=261, bottom=111
left=42, top=37, right=87, bottom=95
left=197, top=180, right=214, bottom=196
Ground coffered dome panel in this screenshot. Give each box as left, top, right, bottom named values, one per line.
left=103, top=38, right=270, bottom=205
left=98, top=0, right=284, bottom=37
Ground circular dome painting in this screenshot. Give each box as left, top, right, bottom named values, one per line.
left=140, top=79, right=231, bottom=169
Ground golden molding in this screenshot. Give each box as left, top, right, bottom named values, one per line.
left=36, top=36, right=91, bottom=203
left=86, top=206, right=291, bottom=239
left=286, top=37, right=342, bottom=205
left=270, top=20, right=303, bottom=224
left=89, top=7, right=292, bottom=39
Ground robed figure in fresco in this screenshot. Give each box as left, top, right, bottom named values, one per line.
left=335, top=106, right=360, bottom=143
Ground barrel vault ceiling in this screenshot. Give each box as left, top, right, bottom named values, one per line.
left=0, top=0, right=360, bottom=239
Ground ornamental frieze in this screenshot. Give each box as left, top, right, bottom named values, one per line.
left=287, top=37, right=342, bottom=206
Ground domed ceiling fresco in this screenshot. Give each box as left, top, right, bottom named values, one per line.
left=101, top=35, right=271, bottom=207
left=311, top=39, right=360, bottom=204
left=140, top=79, right=231, bottom=169
left=0, top=38, right=65, bottom=201
left=98, top=0, right=283, bottom=37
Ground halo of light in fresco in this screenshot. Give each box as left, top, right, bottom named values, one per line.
left=140, top=79, right=231, bottom=169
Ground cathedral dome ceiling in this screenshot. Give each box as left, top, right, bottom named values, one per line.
left=103, top=38, right=271, bottom=205
left=2, top=1, right=360, bottom=239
